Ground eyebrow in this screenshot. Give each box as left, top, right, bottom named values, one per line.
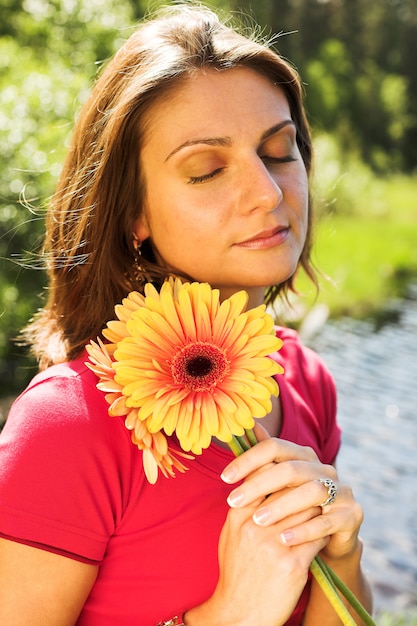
left=164, top=119, right=295, bottom=162
left=165, top=136, right=232, bottom=162
left=261, top=120, right=295, bottom=141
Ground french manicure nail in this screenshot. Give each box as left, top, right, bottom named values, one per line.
left=227, top=489, right=244, bottom=507
left=253, top=507, right=271, bottom=525
left=280, top=531, right=295, bottom=544
left=221, top=466, right=237, bottom=483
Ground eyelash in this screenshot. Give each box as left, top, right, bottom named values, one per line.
left=188, top=155, right=297, bottom=185
left=189, top=168, right=224, bottom=185
left=262, top=155, right=297, bottom=165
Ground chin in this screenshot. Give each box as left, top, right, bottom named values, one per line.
left=252, top=268, right=297, bottom=289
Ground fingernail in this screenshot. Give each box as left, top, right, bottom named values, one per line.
left=280, top=531, right=295, bottom=545
left=227, top=489, right=244, bottom=507
left=221, top=466, right=237, bottom=483
left=252, top=507, right=271, bottom=525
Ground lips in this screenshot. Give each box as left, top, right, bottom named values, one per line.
left=236, top=226, right=290, bottom=250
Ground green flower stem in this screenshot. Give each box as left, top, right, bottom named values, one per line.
left=245, top=428, right=258, bottom=447
left=235, top=435, right=251, bottom=451
left=310, top=558, right=357, bottom=625
left=314, top=556, right=376, bottom=625
left=228, top=435, right=246, bottom=456
left=228, top=428, right=376, bottom=626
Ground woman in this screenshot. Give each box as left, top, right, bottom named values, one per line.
left=0, top=4, right=372, bottom=624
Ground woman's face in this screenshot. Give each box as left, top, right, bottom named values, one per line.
left=135, top=67, right=309, bottom=306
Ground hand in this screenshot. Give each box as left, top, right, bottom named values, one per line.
left=187, top=426, right=336, bottom=626
left=187, top=493, right=326, bottom=626
left=221, top=424, right=364, bottom=563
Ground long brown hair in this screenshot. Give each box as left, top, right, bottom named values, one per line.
left=23, top=3, right=315, bottom=368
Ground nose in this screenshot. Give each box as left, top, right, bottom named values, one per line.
left=241, top=156, right=283, bottom=213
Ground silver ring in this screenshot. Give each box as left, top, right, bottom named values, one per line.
left=319, top=478, right=338, bottom=507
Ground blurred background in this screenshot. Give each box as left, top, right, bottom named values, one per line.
left=1, top=0, right=416, bottom=621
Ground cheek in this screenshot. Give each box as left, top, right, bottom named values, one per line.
left=146, top=196, right=216, bottom=259
left=289, top=168, right=309, bottom=214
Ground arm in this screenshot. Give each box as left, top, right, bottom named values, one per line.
left=0, top=538, right=98, bottom=626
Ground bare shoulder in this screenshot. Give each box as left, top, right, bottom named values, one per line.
left=0, top=537, right=98, bottom=625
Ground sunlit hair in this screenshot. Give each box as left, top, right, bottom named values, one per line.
left=23, top=2, right=316, bottom=368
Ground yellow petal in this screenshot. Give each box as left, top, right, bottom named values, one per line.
left=225, top=333, right=250, bottom=359
left=141, top=309, right=185, bottom=346
left=142, top=448, right=159, bottom=484
left=144, top=282, right=161, bottom=301
left=239, top=334, right=283, bottom=357
left=147, top=401, right=173, bottom=432
left=160, top=288, right=186, bottom=342
left=227, top=290, right=249, bottom=318
left=103, top=320, right=130, bottom=342
left=212, top=388, right=238, bottom=414
left=222, top=313, right=250, bottom=348
left=126, top=316, right=174, bottom=354
left=200, top=392, right=219, bottom=436
left=194, top=300, right=212, bottom=342
left=231, top=358, right=281, bottom=376
left=235, top=393, right=272, bottom=418
left=161, top=402, right=181, bottom=436
left=102, top=382, right=121, bottom=396
left=175, top=398, right=194, bottom=443
left=108, top=395, right=128, bottom=416
left=125, top=409, right=140, bottom=430
left=219, top=378, right=254, bottom=394
left=209, top=287, right=221, bottom=322
left=177, top=287, right=197, bottom=342
left=242, top=316, right=266, bottom=337
left=215, top=419, right=234, bottom=443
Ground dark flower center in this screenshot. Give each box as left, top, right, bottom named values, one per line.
left=171, top=342, right=229, bottom=392
left=186, top=356, right=213, bottom=378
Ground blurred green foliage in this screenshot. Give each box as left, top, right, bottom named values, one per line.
left=377, top=613, right=417, bottom=626
left=0, top=0, right=135, bottom=393
left=1, top=0, right=417, bottom=397
left=298, top=133, right=417, bottom=318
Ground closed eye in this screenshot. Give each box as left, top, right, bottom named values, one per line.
left=261, top=155, right=297, bottom=164
left=188, top=167, right=224, bottom=184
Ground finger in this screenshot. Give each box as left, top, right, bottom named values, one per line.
left=251, top=476, right=341, bottom=525
left=227, top=497, right=322, bottom=541
left=278, top=501, right=359, bottom=548
left=226, top=461, right=337, bottom=511
left=252, top=421, right=270, bottom=442
left=221, top=438, right=319, bottom=484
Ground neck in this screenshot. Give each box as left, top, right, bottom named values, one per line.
left=218, top=286, right=266, bottom=309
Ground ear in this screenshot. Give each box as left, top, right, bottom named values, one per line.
left=132, top=216, right=150, bottom=243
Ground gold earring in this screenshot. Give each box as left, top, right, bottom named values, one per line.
left=132, top=234, right=145, bottom=285
left=132, top=234, right=141, bottom=253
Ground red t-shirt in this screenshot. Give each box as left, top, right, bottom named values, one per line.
left=0, top=327, right=340, bottom=625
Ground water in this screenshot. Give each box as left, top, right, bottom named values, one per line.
left=307, top=293, right=417, bottom=615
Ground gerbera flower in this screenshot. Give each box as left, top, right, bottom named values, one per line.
left=111, top=278, right=283, bottom=454
left=87, top=278, right=283, bottom=481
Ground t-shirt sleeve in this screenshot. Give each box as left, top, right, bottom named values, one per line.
left=304, top=344, right=340, bottom=463
left=0, top=369, right=134, bottom=562
left=274, top=328, right=341, bottom=464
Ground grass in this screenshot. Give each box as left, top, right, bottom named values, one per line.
left=376, top=613, right=417, bottom=626
left=293, top=135, right=417, bottom=320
